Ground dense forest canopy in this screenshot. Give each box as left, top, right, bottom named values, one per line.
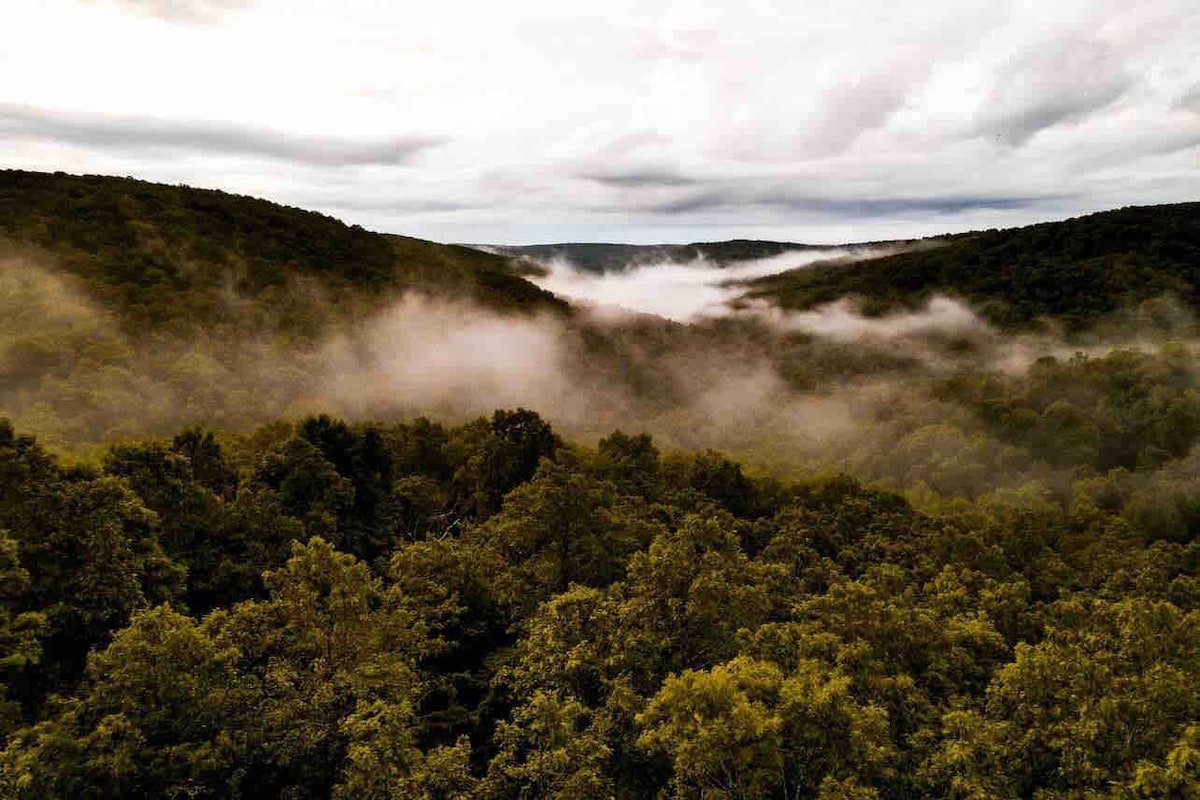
left=4, top=404, right=1200, bottom=798
left=0, top=169, right=563, bottom=335
left=746, top=202, right=1200, bottom=330
left=3, top=171, right=1200, bottom=797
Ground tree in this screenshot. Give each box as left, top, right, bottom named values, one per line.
left=0, top=605, right=243, bottom=798
left=477, top=458, right=661, bottom=598
left=209, top=538, right=426, bottom=797
left=449, top=409, right=559, bottom=518
left=483, top=691, right=613, bottom=800
left=637, top=657, right=785, bottom=799
left=0, top=531, right=45, bottom=734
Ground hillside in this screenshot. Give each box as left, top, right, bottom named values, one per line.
left=743, top=202, right=1200, bottom=329
left=0, top=171, right=568, bottom=448
left=0, top=170, right=564, bottom=336
left=5, top=171, right=1200, bottom=460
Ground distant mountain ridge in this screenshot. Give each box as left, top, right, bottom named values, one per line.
left=483, top=240, right=845, bottom=273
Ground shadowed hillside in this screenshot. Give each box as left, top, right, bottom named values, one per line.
left=0, top=170, right=564, bottom=337
left=743, top=203, right=1200, bottom=329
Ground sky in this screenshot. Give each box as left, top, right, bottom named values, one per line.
left=2, top=0, right=1198, bottom=244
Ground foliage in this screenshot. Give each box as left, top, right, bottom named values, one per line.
left=0, top=403, right=1197, bottom=797
left=5, top=174, right=1200, bottom=797
left=748, top=202, right=1200, bottom=329
left=0, top=170, right=563, bottom=333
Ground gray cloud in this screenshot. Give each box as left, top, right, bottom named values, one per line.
left=617, top=189, right=745, bottom=215
left=1179, top=85, right=1200, bottom=113
left=576, top=166, right=699, bottom=189
left=797, top=69, right=919, bottom=157
left=614, top=183, right=1046, bottom=217
left=0, top=103, right=445, bottom=167
left=322, top=197, right=481, bottom=214
left=754, top=193, right=1045, bottom=216
left=976, top=38, right=1135, bottom=146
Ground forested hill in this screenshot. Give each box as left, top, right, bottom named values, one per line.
left=0, top=170, right=562, bottom=334
left=744, top=202, right=1200, bottom=329
left=9, top=170, right=1198, bottom=335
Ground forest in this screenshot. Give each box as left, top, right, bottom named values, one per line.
left=5, top=403, right=1200, bottom=798
left=747, top=202, right=1200, bottom=330
left=3, top=171, right=1200, bottom=797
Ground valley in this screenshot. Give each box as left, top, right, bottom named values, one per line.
left=3, top=170, right=1200, bottom=798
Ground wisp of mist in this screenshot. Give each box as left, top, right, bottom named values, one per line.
left=9, top=243, right=1198, bottom=502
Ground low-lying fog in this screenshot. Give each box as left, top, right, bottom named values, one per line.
left=4, top=245, right=1198, bottom=506
left=530, top=247, right=897, bottom=321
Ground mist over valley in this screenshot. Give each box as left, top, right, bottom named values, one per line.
left=3, top=163, right=1200, bottom=800
left=7, top=0, right=1200, bottom=794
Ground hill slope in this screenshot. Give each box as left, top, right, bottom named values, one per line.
left=743, top=202, right=1200, bottom=329
left=0, top=170, right=563, bottom=336
left=0, top=171, right=567, bottom=448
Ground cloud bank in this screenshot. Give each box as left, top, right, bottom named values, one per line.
left=529, top=248, right=899, bottom=321
left=8, top=242, right=1200, bottom=496
left=0, top=103, right=444, bottom=167
left=763, top=296, right=985, bottom=341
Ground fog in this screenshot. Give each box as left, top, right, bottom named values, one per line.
left=319, top=294, right=581, bottom=420
left=756, top=296, right=985, bottom=341
left=0, top=252, right=872, bottom=462
left=6, top=245, right=1200, bottom=508
left=530, top=247, right=897, bottom=321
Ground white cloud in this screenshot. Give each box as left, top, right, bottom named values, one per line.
left=1, top=0, right=1198, bottom=243
left=531, top=249, right=884, bottom=321
left=102, top=0, right=247, bottom=23
left=761, top=296, right=987, bottom=342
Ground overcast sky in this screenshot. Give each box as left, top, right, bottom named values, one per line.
left=3, top=0, right=1198, bottom=244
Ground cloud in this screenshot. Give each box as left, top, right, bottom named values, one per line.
left=748, top=191, right=1044, bottom=217
left=103, top=0, right=247, bottom=24
left=527, top=248, right=896, bottom=321
left=760, top=296, right=987, bottom=341
left=607, top=184, right=1045, bottom=217
left=1179, top=85, right=1200, bottom=113
left=309, top=290, right=870, bottom=455
left=576, top=166, right=699, bottom=189
left=794, top=66, right=926, bottom=157
left=975, top=38, right=1135, bottom=146
left=0, top=102, right=445, bottom=167
left=317, top=197, right=480, bottom=215
left=5, top=0, right=1199, bottom=242
left=321, top=294, right=577, bottom=419
left=631, top=189, right=733, bottom=215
